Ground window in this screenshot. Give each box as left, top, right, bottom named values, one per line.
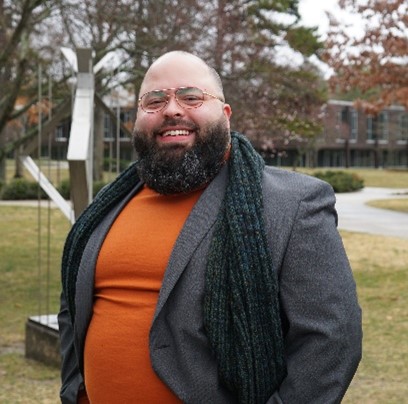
left=121, top=109, right=135, bottom=124
left=335, top=110, right=342, bottom=136
left=350, top=110, right=358, bottom=141
left=104, top=113, right=114, bottom=141
left=376, top=112, right=388, bottom=141
left=55, top=126, right=66, bottom=141
left=366, top=116, right=374, bottom=141
left=55, top=120, right=70, bottom=141
left=366, top=112, right=389, bottom=141
left=398, top=113, right=408, bottom=141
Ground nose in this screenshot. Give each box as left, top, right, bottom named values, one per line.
left=163, top=94, right=185, bottom=117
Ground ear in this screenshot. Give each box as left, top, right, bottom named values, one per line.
left=223, top=103, right=232, bottom=121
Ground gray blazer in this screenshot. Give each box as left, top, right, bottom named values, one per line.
left=58, top=165, right=362, bottom=403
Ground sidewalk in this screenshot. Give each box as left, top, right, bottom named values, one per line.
left=0, top=200, right=60, bottom=208
left=335, top=187, right=408, bottom=240
left=1, top=187, right=408, bottom=239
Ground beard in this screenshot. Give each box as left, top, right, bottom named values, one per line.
left=132, top=117, right=230, bottom=195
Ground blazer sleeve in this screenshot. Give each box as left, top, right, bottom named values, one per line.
left=58, top=291, right=85, bottom=404
left=270, top=180, right=362, bottom=404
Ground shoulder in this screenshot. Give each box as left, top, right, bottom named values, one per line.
left=261, top=167, right=339, bottom=264
left=261, top=166, right=337, bottom=231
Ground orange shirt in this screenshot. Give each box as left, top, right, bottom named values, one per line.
left=82, top=186, right=203, bottom=403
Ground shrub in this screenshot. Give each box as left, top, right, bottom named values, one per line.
left=56, top=179, right=108, bottom=199
left=57, top=179, right=71, bottom=200
left=1, top=178, right=47, bottom=200
left=313, top=170, right=364, bottom=193
left=1, top=178, right=109, bottom=201
left=103, top=158, right=130, bottom=172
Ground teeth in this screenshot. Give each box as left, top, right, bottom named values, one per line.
left=162, top=130, right=190, bottom=137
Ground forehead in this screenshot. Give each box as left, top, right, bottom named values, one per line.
left=139, top=55, right=218, bottom=96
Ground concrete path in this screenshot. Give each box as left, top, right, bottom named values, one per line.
left=335, top=187, right=408, bottom=240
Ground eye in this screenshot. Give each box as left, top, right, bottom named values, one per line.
left=142, top=92, right=167, bottom=110
left=147, top=98, right=166, bottom=107
left=182, top=94, right=201, bottom=102
left=177, top=87, right=204, bottom=106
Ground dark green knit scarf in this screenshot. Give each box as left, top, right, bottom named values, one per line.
left=204, top=132, right=286, bottom=403
left=61, top=131, right=286, bottom=403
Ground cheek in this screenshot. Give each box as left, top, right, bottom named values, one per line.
left=191, top=106, right=221, bottom=124
left=134, top=112, right=158, bottom=132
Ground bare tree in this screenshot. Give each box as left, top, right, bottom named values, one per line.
left=0, top=0, right=57, bottom=179
left=118, top=0, right=204, bottom=93
left=0, top=0, right=327, bottom=181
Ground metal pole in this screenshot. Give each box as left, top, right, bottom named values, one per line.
left=46, top=74, right=53, bottom=324
left=116, top=68, right=120, bottom=175
left=37, top=65, right=43, bottom=319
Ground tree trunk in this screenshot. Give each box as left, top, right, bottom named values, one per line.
left=0, top=158, right=5, bottom=183
left=214, top=0, right=227, bottom=72
left=14, top=146, right=23, bottom=178
left=0, top=128, right=6, bottom=182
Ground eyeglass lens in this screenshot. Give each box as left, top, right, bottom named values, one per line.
left=141, top=87, right=205, bottom=112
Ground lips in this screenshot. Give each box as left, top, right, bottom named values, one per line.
left=161, top=129, right=192, bottom=137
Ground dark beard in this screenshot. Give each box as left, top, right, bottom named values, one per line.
left=132, top=118, right=230, bottom=195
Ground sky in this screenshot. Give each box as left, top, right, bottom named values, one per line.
left=297, top=0, right=365, bottom=78
left=299, top=0, right=337, bottom=34
left=272, top=0, right=342, bottom=77
left=299, top=0, right=364, bottom=38
left=298, top=0, right=338, bottom=77
left=299, top=0, right=339, bottom=35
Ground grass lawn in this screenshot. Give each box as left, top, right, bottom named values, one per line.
left=297, top=167, right=408, bottom=189
left=0, top=206, right=69, bottom=403
left=343, top=168, right=408, bottom=189
left=4, top=158, right=70, bottom=185
left=0, top=163, right=407, bottom=402
left=367, top=198, right=408, bottom=213
left=341, top=232, right=408, bottom=403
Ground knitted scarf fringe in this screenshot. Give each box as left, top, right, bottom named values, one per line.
left=204, top=132, right=287, bottom=404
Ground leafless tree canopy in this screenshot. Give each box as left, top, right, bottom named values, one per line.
left=1, top=0, right=327, bottom=169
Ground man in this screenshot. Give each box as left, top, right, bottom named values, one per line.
left=58, top=51, right=362, bottom=403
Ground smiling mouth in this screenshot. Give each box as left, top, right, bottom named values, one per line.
left=161, top=129, right=193, bottom=137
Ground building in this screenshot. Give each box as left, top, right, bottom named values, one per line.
left=50, top=99, right=408, bottom=169
left=317, top=100, right=408, bottom=168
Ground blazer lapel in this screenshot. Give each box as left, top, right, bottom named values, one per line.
left=153, top=166, right=229, bottom=320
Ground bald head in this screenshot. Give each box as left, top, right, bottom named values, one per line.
left=139, top=51, right=225, bottom=101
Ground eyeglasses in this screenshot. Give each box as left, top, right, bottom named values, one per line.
left=138, top=86, right=224, bottom=113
